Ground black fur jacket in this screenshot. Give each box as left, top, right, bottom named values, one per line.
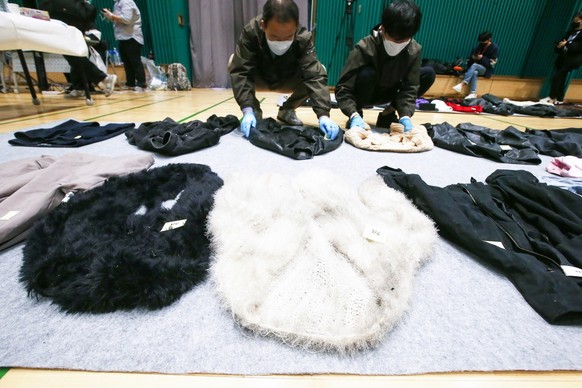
left=20, top=163, right=223, bottom=313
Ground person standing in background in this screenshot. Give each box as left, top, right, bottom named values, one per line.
left=102, top=0, right=148, bottom=92
left=539, top=12, right=582, bottom=105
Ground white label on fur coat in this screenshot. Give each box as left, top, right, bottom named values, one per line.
left=0, top=211, right=19, bottom=221
left=484, top=240, right=505, bottom=249
left=161, top=219, right=187, bottom=232
left=363, top=224, right=388, bottom=244
left=562, top=265, right=582, bottom=278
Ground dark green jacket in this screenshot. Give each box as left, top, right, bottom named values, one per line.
left=335, top=33, right=421, bottom=118
left=229, top=16, right=331, bottom=118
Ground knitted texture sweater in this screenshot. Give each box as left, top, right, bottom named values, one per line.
left=207, top=170, right=437, bottom=353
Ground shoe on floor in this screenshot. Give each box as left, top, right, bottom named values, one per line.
left=376, top=108, right=398, bottom=129
left=134, top=86, right=151, bottom=93
left=277, top=108, right=303, bottom=126
left=452, top=83, right=464, bottom=93
left=98, top=74, right=117, bottom=97
left=64, top=90, right=84, bottom=99
left=465, top=93, right=477, bottom=99
left=538, top=97, right=555, bottom=104
left=554, top=100, right=564, bottom=105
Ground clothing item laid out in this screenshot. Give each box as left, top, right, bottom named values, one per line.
left=465, top=94, right=582, bottom=118
left=547, top=156, right=582, bottom=178
left=21, top=163, right=222, bottom=313
left=125, top=115, right=239, bottom=156
left=248, top=118, right=343, bottom=160
left=541, top=175, right=582, bottom=196
left=0, top=153, right=153, bottom=251
left=445, top=102, right=483, bottom=114
left=208, top=170, right=437, bottom=352
left=344, top=123, right=433, bottom=153
left=524, top=127, right=582, bottom=158
left=377, top=167, right=582, bottom=325
left=8, top=120, right=134, bottom=147
left=426, top=122, right=541, bottom=164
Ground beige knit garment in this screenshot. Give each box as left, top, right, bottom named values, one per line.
left=207, top=170, right=437, bottom=353
left=344, top=123, right=433, bottom=152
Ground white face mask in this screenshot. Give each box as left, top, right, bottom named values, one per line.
left=266, top=39, right=293, bottom=56
left=383, top=38, right=410, bottom=56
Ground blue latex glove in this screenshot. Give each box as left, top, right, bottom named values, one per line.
left=349, top=113, right=367, bottom=129
left=399, top=116, right=413, bottom=132
left=319, top=116, right=339, bottom=140
left=240, top=110, right=256, bottom=137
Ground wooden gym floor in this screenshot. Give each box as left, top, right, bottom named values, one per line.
left=0, top=89, right=581, bottom=388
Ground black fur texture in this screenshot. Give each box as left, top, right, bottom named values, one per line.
left=20, top=163, right=223, bottom=313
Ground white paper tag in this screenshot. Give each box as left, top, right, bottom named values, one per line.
left=363, top=224, right=388, bottom=244
left=500, top=145, right=512, bottom=151
left=160, top=219, right=187, bottom=232
left=0, top=211, right=20, bottom=221
left=484, top=240, right=505, bottom=249
left=61, top=192, right=75, bottom=203
left=562, top=265, right=582, bottom=278
left=74, top=135, right=82, bottom=139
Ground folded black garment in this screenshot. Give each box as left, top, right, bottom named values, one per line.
left=126, top=114, right=239, bottom=156
left=248, top=118, right=343, bottom=160
left=21, top=163, right=223, bottom=313
left=9, top=119, right=134, bottom=147
left=524, top=127, right=582, bottom=158
left=426, top=122, right=541, bottom=164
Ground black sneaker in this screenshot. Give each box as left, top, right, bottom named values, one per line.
left=277, top=108, right=303, bottom=126
left=376, top=107, right=398, bottom=128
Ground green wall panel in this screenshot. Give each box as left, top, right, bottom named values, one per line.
left=315, top=0, right=582, bottom=85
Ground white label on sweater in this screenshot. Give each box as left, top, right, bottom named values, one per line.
left=161, top=219, right=187, bottom=232
left=363, top=225, right=387, bottom=244
left=562, top=265, right=582, bottom=278
left=500, top=145, right=512, bottom=151
left=0, top=211, right=19, bottom=221
left=484, top=240, right=505, bottom=249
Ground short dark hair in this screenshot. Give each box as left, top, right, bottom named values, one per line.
left=478, top=31, right=492, bottom=42
left=381, top=0, right=422, bottom=40
left=262, top=0, right=299, bottom=26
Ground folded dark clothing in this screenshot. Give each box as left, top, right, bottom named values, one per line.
left=9, top=119, right=133, bottom=147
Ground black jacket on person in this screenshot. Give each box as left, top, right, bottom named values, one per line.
left=555, top=28, right=582, bottom=69
left=467, top=41, right=499, bottom=78
left=39, top=0, right=96, bottom=32
left=248, top=118, right=343, bottom=160
left=377, top=167, right=582, bottom=325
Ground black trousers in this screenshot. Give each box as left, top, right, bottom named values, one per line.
left=248, top=71, right=308, bottom=118
left=119, top=38, right=146, bottom=88
left=354, top=65, right=435, bottom=110
left=63, top=55, right=107, bottom=90
left=549, top=63, right=578, bottom=101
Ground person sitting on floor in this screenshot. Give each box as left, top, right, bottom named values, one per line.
left=335, top=0, right=423, bottom=132
left=228, top=0, right=339, bottom=140
left=452, top=31, right=499, bottom=99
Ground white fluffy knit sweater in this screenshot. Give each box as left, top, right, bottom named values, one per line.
left=207, top=170, right=437, bottom=353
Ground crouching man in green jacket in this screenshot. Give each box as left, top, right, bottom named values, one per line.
left=228, top=0, right=339, bottom=140
left=336, top=0, right=422, bottom=132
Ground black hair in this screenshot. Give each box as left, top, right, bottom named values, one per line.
left=478, top=31, right=492, bottom=42
left=575, top=11, right=582, bottom=19
left=381, top=0, right=422, bottom=40
left=262, top=0, right=299, bottom=26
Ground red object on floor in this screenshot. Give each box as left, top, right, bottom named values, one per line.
left=445, top=102, right=483, bottom=113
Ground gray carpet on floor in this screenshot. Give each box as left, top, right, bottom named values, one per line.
left=1, top=121, right=581, bottom=375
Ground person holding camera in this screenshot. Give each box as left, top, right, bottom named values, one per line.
left=539, top=12, right=582, bottom=105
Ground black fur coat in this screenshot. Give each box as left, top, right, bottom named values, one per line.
left=20, top=163, right=223, bottom=313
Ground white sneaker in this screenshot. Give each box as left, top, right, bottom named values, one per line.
left=465, top=93, right=477, bottom=99
left=134, top=86, right=151, bottom=93
left=64, top=90, right=84, bottom=98
left=554, top=100, right=564, bottom=105
left=452, top=83, right=464, bottom=93
left=98, top=74, right=117, bottom=97
left=538, top=97, right=555, bottom=104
